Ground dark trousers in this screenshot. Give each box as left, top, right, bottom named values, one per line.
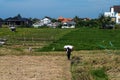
left=67, top=52, right=71, bottom=60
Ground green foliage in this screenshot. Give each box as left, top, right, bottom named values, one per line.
left=32, top=18, right=40, bottom=24
left=114, top=24, right=120, bottom=29
left=17, top=24, right=32, bottom=28
left=73, top=16, right=100, bottom=28
left=39, top=28, right=120, bottom=51
left=98, top=14, right=115, bottom=29
left=37, top=26, right=50, bottom=28
left=13, top=48, right=23, bottom=52
left=90, top=68, right=108, bottom=80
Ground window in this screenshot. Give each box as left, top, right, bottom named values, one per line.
left=118, top=18, right=120, bottom=22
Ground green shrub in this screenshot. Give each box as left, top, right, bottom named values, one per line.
left=114, top=24, right=120, bottom=29
left=90, top=68, right=108, bottom=80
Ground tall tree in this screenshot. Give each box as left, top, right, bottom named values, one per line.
left=73, top=16, right=80, bottom=23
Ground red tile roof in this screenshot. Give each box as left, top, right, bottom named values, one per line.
left=58, top=16, right=73, bottom=23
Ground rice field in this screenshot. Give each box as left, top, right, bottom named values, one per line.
left=0, top=27, right=120, bottom=80
left=0, top=28, right=74, bottom=51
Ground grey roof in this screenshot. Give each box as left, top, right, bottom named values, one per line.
left=66, top=21, right=76, bottom=25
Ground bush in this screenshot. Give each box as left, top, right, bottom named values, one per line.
left=114, top=24, right=120, bottom=29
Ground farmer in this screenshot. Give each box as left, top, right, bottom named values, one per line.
left=28, top=47, right=32, bottom=53
left=64, top=45, right=73, bottom=60
left=10, top=25, right=16, bottom=32
left=66, top=47, right=72, bottom=60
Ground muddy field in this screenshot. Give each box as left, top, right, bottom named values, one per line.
left=0, top=55, right=71, bottom=80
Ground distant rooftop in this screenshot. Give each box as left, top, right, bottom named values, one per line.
left=58, top=16, right=73, bottom=23
left=113, top=5, right=120, bottom=13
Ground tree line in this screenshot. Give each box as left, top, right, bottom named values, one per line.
left=73, top=14, right=117, bottom=29
left=0, top=14, right=120, bottom=29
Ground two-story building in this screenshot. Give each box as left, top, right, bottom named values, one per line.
left=33, top=17, right=52, bottom=28
left=33, top=17, right=60, bottom=28
left=104, top=5, right=120, bottom=24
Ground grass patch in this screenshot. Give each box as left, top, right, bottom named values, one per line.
left=71, top=57, right=109, bottom=80
left=13, top=48, right=23, bottom=52
left=90, top=68, right=108, bottom=80
left=70, top=51, right=120, bottom=80
left=71, top=56, right=93, bottom=80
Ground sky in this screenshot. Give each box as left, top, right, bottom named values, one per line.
left=0, top=0, right=120, bottom=19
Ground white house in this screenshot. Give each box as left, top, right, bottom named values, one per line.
left=33, top=21, right=42, bottom=28
left=58, top=17, right=76, bottom=28
left=104, top=5, right=120, bottom=24
left=62, top=21, right=76, bottom=28
left=33, top=17, right=51, bottom=28
left=41, top=17, right=51, bottom=25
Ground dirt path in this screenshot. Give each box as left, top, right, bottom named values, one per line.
left=0, top=56, right=71, bottom=80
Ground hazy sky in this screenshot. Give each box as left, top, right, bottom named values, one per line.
left=0, top=0, right=119, bottom=19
